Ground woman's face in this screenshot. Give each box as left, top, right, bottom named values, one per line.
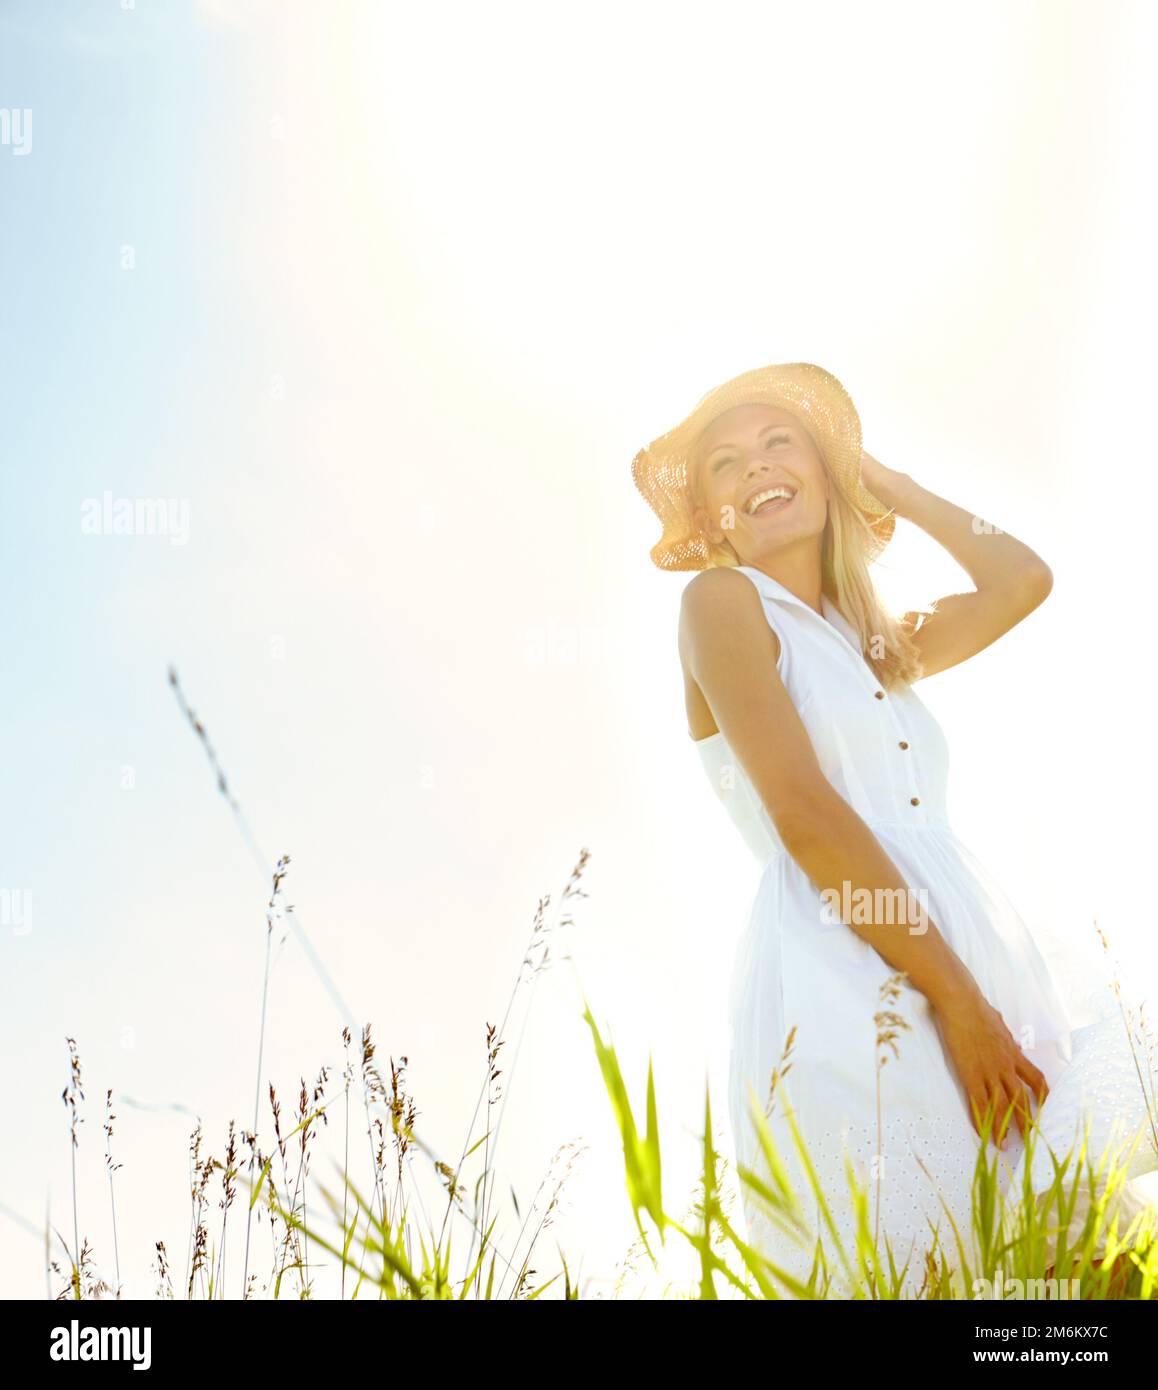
left=691, top=403, right=830, bottom=564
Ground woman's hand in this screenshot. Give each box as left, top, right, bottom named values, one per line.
left=930, top=985, right=1050, bottom=1149
left=858, top=449, right=914, bottom=512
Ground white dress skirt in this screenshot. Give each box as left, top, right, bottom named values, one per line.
left=694, top=564, right=1158, bottom=1296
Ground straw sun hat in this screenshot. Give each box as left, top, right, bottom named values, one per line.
left=630, top=362, right=895, bottom=571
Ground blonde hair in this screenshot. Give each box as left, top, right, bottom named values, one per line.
left=688, top=430, right=923, bottom=690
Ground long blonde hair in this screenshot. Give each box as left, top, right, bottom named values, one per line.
left=689, top=439, right=923, bottom=690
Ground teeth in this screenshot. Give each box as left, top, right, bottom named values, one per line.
left=746, top=487, right=794, bottom=515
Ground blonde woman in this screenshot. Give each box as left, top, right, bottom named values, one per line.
left=631, top=363, right=1157, bottom=1294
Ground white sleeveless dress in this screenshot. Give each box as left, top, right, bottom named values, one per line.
left=694, top=564, right=1158, bottom=1294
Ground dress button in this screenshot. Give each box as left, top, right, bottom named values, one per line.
left=874, top=690, right=885, bottom=700
left=899, top=741, right=909, bottom=750
left=910, top=796, right=920, bottom=806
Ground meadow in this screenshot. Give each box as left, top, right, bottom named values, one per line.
left=43, top=676, right=1158, bottom=1302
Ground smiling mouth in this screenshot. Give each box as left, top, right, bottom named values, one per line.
left=745, top=485, right=796, bottom=517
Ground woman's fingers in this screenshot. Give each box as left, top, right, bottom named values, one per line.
left=993, top=1075, right=1043, bottom=1149
left=978, top=1081, right=1026, bottom=1149
left=953, top=1027, right=1049, bottom=1151
left=985, top=1085, right=1014, bottom=1148
left=1003, top=1082, right=1031, bottom=1142
left=966, top=1086, right=991, bottom=1140
left=1014, top=1053, right=1050, bottom=1107
left=968, top=1086, right=1010, bottom=1147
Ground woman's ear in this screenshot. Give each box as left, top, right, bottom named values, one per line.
left=691, top=503, right=715, bottom=544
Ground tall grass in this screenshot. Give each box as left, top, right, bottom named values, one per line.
left=584, top=995, right=1158, bottom=1300
left=33, top=671, right=1158, bottom=1299
left=47, top=896, right=1158, bottom=1300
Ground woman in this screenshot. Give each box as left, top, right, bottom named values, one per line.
left=631, top=363, right=1157, bottom=1295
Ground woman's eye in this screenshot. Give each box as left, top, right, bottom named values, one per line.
left=711, top=434, right=790, bottom=470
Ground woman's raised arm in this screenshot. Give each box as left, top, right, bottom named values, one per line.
left=859, top=452, right=1054, bottom=679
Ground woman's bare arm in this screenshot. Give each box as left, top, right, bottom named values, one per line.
left=679, top=567, right=1049, bottom=1141
left=860, top=452, right=1054, bottom=679
left=680, top=567, right=976, bottom=1006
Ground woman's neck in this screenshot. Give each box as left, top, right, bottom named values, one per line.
left=745, top=539, right=825, bottom=615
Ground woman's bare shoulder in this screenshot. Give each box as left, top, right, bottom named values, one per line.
left=677, top=567, right=779, bottom=737
left=678, top=565, right=759, bottom=623
left=678, top=568, right=771, bottom=662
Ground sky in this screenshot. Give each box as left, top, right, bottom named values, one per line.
left=1, top=0, right=1156, bottom=1299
